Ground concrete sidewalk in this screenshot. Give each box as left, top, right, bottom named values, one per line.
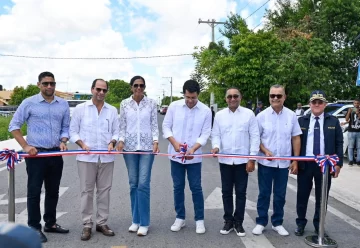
left=290, top=162, right=360, bottom=212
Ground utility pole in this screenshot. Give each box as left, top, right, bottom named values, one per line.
left=198, top=18, right=226, bottom=42
left=163, top=77, right=173, bottom=103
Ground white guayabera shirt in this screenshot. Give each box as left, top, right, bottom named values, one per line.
left=119, top=96, right=159, bottom=151
left=211, top=106, right=260, bottom=165
left=162, top=99, right=212, bottom=164
left=69, top=100, right=120, bottom=163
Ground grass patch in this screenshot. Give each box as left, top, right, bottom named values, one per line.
left=0, top=116, right=27, bottom=141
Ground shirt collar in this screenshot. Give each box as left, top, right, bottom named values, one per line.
left=182, top=99, right=199, bottom=109
left=37, top=92, right=58, bottom=103
left=227, top=106, right=241, bottom=113
left=85, top=100, right=108, bottom=108
left=130, top=95, right=146, bottom=103
left=311, top=112, right=324, bottom=120
left=270, top=106, right=284, bottom=115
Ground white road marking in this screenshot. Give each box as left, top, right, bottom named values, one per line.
left=0, top=187, right=69, bottom=225
left=287, top=184, right=360, bottom=231
left=205, top=187, right=275, bottom=248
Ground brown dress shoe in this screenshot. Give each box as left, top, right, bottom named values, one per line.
left=81, top=227, right=92, bottom=241
left=96, top=225, right=115, bottom=236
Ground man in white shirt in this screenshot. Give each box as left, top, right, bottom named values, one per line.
left=69, top=79, right=120, bottom=241
left=211, top=87, right=260, bottom=237
left=162, top=80, right=212, bottom=234
left=252, top=84, right=301, bottom=236
left=295, top=103, right=304, bottom=117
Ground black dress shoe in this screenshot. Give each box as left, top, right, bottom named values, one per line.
left=315, top=229, right=329, bottom=237
left=44, top=224, right=69, bottom=233
left=36, top=229, right=47, bottom=243
left=294, top=226, right=304, bottom=236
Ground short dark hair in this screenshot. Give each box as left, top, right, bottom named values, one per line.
left=225, top=87, right=241, bottom=96
left=38, top=71, right=54, bottom=82
left=183, top=80, right=200, bottom=94
left=130, top=76, right=146, bottom=86
left=92, top=79, right=109, bottom=89
left=354, top=99, right=360, bottom=102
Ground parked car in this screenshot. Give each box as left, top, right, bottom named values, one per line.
left=160, top=106, right=168, bottom=115
left=67, top=100, right=89, bottom=117
left=159, top=105, right=168, bottom=114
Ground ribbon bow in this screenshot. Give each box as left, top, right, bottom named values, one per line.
left=315, top=155, right=339, bottom=174
left=0, top=149, right=22, bottom=170
left=172, top=143, right=188, bottom=163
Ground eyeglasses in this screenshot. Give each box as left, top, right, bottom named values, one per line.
left=226, top=94, right=240, bottom=100
left=133, top=84, right=145, bottom=88
left=94, top=87, right=108, bottom=93
left=311, top=100, right=324, bottom=105
left=41, top=82, right=56, bottom=87
left=269, top=94, right=283, bottom=99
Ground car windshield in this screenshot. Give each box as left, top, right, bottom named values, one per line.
left=67, top=100, right=87, bottom=107
left=325, top=105, right=343, bottom=115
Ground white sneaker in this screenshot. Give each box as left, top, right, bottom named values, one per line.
left=196, top=220, right=206, bottom=234
left=128, top=223, right=139, bottom=233
left=171, top=218, right=185, bottom=232
left=137, top=226, right=149, bottom=236
left=252, top=224, right=265, bottom=235
left=272, top=225, right=289, bottom=236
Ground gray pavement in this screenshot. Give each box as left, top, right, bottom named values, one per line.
left=0, top=114, right=360, bottom=248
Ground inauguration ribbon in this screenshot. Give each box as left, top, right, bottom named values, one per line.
left=2, top=148, right=341, bottom=171
left=315, top=155, right=339, bottom=174
left=172, top=143, right=188, bottom=163
left=0, top=149, right=22, bottom=170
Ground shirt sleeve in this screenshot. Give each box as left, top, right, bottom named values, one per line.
left=196, top=108, right=211, bottom=146
left=60, top=103, right=70, bottom=139
left=8, top=100, right=29, bottom=132
left=118, top=101, right=126, bottom=142
left=162, top=102, right=174, bottom=139
left=291, top=113, right=302, bottom=136
left=249, top=113, right=260, bottom=155
left=211, top=113, right=221, bottom=149
left=69, top=105, right=82, bottom=143
left=111, top=107, right=120, bottom=141
left=150, top=100, right=159, bottom=141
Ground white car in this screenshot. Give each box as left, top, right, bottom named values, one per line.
left=303, top=103, right=353, bottom=156
left=67, top=100, right=89, bottom=117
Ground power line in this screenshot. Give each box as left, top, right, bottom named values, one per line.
left=245, top=0, right=270, bottom=20
left=0, top=53, right=193, bottom=60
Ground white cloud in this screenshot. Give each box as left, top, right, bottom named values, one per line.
left=0, top=0, right=240, bottom=102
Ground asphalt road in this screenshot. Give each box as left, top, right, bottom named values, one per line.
left=0, top=114, right=359, bottom=248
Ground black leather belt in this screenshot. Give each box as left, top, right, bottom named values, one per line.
left=35, top=147, right=60, bottom=152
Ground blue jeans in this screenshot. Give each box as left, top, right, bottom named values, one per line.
left=123, top=153, right=154, bottom=226
left=347, top=132, right=360, bottom=162
left=170, top=160, right=204, bottom=221
left=256, top=163, right=289, bottom=227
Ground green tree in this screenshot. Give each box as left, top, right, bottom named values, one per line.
left=9, top=85, right=40, bottom=105
left=105, top=79, right=132, bottom=105
left=161, top=96, right=183, bottom=106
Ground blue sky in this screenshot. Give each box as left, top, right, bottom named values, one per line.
left=0, top=0, right=274, bottom=102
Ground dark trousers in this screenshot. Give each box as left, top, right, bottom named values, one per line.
left=220, top=163, right=248, bottom=224
left=25, top=155, right=64, bottom=230
left=256, top=163, right=289, bottom=227
left=296, top=161, right=331, bottom=230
